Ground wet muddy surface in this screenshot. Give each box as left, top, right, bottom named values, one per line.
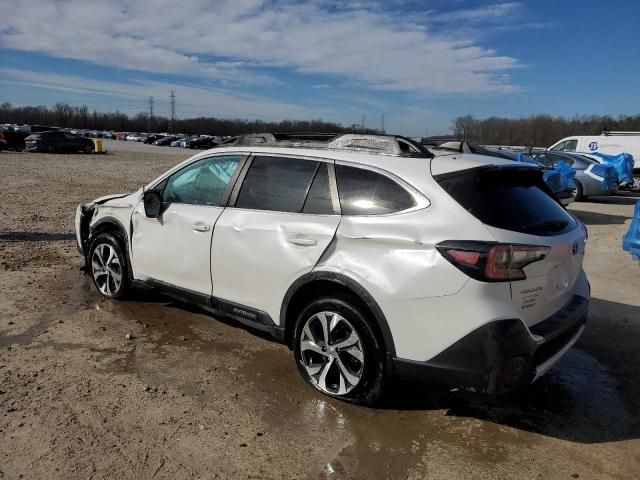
left=1, top=147, right=639, bottom=479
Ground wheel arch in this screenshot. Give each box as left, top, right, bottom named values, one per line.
left=87, top=216, right=132, bottom=279
left=281, top=271, right=396, bottom=357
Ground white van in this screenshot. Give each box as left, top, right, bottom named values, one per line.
left=548, top=132, right=640, bottom=174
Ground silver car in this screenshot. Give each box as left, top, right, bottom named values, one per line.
left=531, top=151, right=619, bottom=201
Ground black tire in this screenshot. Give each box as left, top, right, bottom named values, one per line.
left=46, top=144, right=56, bottom=153
left=572, top=180, right=584, bottom=201
left=88, top=232, right=130, bottom=299
left=84, top=143, right=94, bottom=153
left=293, top=295, right=387, bottom=405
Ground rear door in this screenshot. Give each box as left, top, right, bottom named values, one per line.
left=131, top=154, right=245, bottom=294
left=210, top=154, right=340, bottom=323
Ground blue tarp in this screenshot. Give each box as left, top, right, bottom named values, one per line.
left=553, top=160, right=577, bottom=191
left=590, top=163, right=619, bottom=192
left=592, top=152, right=634, bottom=185
left=513, top=153, right=575, bottom=193
left=623, top=200, right=640, bottom=261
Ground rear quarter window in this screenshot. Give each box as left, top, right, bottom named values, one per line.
left=335, top=164, right=416, bottom=215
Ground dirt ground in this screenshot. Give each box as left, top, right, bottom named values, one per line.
left=1, top=140, right=639, bottom=480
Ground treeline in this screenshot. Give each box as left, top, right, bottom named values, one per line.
left=0, top=102, right=378, bottom=136
left=451, top=114, right=640, bottom=147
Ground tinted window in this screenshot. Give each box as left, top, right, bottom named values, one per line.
left=163, top=155, right=243, bottom=206
left=547, top=153, right=574, bottom=166
left=335, top=165, right=415, bottom=215
left=435, top=168, right=576, bottom=236
left=302, top=163, right=334, bottom=214
left=236, top=156, right=319, bottom=213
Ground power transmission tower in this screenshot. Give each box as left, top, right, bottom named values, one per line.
left=147, top=96, right=154, bottom=131
left=361, top=115, right=366, bottom=131
left=381, top=114, right=385, bottom=133
left=169, top=90, right=176, bottom=132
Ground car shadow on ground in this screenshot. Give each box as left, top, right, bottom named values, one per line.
left=380, top=298, right=640, bottom=444
left=582, top=193, right=640, bottom=206
left=0, top=232, right=76, bottom=242
left=570, top=209, right=631, bottom=225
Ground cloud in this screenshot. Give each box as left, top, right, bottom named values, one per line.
left=0, top=68, right=325, bottom=121
left=0, top=0, right=521, bottom=95
left=431, top=3, right=522, bottom=23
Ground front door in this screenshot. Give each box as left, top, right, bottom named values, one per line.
left=131, top=154, right=245, bottom=295
left=211, top=155, right=341, bottom=322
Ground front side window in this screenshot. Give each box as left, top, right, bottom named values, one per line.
left=551, top=139, right=578, bottom=152
left=163, top=155, right=243, bottom=206
left=335, top=164, right=416, bottom=215
left=236, top=156, right=321, bottom=213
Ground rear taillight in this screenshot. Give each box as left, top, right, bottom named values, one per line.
left=436, top=241, right=549, bottom=282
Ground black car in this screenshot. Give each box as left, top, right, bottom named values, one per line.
left=187, top=136, right=219, bottom=149
left=153, top=135, right=181, bottom=146
left=144, top=134, right=167, bottom=144
left=0, top=128, right=30, bottom=151
left=25, top=131, right=95, bottom=153
left=0, top=138, right=6, bottom=152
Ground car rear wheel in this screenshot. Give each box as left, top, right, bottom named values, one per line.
left=46, top=145, right=56, bottom=153
left=572, top=180, right=584, bottom=201
left=293, top=296, right=387, bottom=405
left=88, top=233, right=129, bottom=299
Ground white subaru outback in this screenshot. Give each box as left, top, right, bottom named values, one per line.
left=75, top=134, right=589, bottom=405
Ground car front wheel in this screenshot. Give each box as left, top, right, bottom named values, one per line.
left=84, top=144, right=94, bottom=153
left=293, top=296, right=387, bottom=405
left=88, top=232, right=129, bottom=298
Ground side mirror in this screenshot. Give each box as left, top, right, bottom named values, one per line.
left=143, top=190, right=163, bottom=218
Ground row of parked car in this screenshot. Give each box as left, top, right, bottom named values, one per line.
left=0, top=124, right=229, bottom=152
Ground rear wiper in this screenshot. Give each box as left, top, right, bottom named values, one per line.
left=521, top=220, right=568, bottom=232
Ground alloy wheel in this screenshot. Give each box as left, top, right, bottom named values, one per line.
left=299, top=311, right=365, bottom=395
left=91, top=243, right=123, bottom=296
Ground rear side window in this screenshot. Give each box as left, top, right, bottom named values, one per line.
left=335, top=165, right=415, bottom=215
left=236, top=156, right=320, bottom=213
left=435, top=168, right=576, bottom=236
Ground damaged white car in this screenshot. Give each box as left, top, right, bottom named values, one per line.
left=75, top=133, right=590, bottom=405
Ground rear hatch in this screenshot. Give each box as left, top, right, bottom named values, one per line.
left=434, top=165, right=586, bottom=327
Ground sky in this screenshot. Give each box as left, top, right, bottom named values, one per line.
left=1, top=0, right=639, bottom=136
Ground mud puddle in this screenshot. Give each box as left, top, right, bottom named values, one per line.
left=14, top=269, right=635, bottom=479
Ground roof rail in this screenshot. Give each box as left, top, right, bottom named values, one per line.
left=227, top=133, right=433, bottom=157
left=601, top=130, right=640, bottom=136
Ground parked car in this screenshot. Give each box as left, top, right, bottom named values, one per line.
left=126, top=133, right=145, bottom=142
left=153, top=135, right=181, bottom=146
left=75, top=133, right=589, bottom=405
left=25, top=131, right=94, bottom=153
left=144, top=134, right=168, bottom=144
left=0, top=138, right=6, bottom=152
left=188, top=136, right=220, bottom=149
left=432, top=141, right=575, bottom=205
left=531, top=151, right=619, bottom=201
left=549, top=131, right=640, bottom=190
left=171, top=136, right=189, bottom=147
left=0, top=127, right=29, bottom=151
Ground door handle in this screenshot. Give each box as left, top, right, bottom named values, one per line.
left=288, top=236, right=317, bottom=247
left=193, top=223, right=211, bottom=232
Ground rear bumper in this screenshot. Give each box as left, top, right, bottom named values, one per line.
left=393, top=294, right=588, bottom=394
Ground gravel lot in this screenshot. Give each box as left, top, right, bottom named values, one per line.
left=1, top=140, right=639, bottom=480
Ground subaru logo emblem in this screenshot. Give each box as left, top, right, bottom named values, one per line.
left=571, top=242, right=579, bottom=255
